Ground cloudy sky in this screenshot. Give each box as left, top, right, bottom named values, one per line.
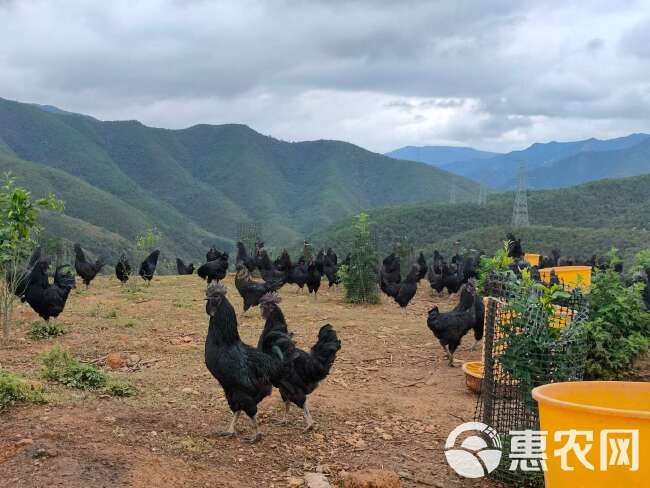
left=1, top=0, right=649, bottom=153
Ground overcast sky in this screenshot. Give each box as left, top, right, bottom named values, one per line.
left=1, top=0, right=649, bottom=153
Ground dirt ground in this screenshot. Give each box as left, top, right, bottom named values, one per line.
left=1, top=275, right=515, bottom=487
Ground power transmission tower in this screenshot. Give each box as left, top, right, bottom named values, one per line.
left=512, top=163, right=530, bottom=227
left=478, top=185, right=487, bottom=205
left=449, top=184, right=457, bottom=205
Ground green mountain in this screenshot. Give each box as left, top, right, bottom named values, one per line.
left=315, top=174, right=650, bottom=264
left=0, top=97, right=480, bottom=261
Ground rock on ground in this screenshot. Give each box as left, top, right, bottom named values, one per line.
left=341, top=469, right=401, bottom=488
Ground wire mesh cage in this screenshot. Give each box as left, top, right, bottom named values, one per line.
left=237, top=222, right=262, bottom=253
left=475, top=272, right=590, bottom=486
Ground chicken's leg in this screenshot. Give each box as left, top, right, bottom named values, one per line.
left=273, top=401, right=290, bottom=425
left=247, top=415, right=262, bottom=443
left=447, top=346, right=456, bottom=367
left=302, top=401, right=314, bottom=432
left=217, top=411, right=240, bottom=438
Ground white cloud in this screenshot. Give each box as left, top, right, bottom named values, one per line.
left=0, top=0, right=648, bottom=152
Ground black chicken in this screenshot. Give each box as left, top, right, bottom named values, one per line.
left=416, top=252, right=427, bottom=281
left=24, top=260, right=76, bottom=322
left=139, top=249, right=160, bottom=284
left=379, top=253, right=401, bottom=297
left=176, top=258, right=195, bottom=275
left=204, top=282, right=283, bottom=442
left=257, top=249, right=287, bottom=284
left=234, top=264, right=282, bottom=314
left=73, top=243, right=104, bottom=289
left=286, top=255, right=309, bottom=292
left=427, top=305, right=476, bottom=367
left=198, top=251, right=229, bottom=283
left=427, top=261, right=445, bottom=294
left=321, top=249, right=340, bottom=288
left=384, top=264, right=419, bottom=314
left=236, top=242, right=257, bottom=272
left=305, top=259, right=322, bottom=300
left=452, top=280, right=485, bottom=349
left=441, top=262, right=463, bottom=294
left=257, top=293, right=341, bottom=431
left=206, top=246, right=219, bottom=262
left=115, top=253, right=131, bottom=284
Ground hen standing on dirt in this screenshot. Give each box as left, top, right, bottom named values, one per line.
left=257, top=293, right=341, bottom=431
left=73, top=244, right=104, bottom=289
left=234, top=264, right=283, bottom=314
left=305, top=259, right=322, bottom=300
left=426, top=280, right=480, bottom=366
left=204, top=282, right=283, bottom=442
left=115, top=253, right=131, bottom=284
left=139, top=250, right=160, bottom=284
left=198, top=250, right=229, bottom=283
left=24, top=260, right=76, bottom=322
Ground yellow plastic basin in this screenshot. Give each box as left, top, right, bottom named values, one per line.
left=532, top=381, right=650, bottom=487
left=539, top=266, right=592, bottom=289
left=525, top=253, right=541, bottom=267
left=462, top=361, right=484, bottom=394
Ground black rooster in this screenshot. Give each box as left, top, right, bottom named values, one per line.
left=24, top=260, right=76, bottom=322
left=139, top=250, right=160, bottom=284
left=204, top=282, right=283, bottom=442
left=73, top=244, right=104, bottom=289
left=416, top=252, right=427, bottom=281
left=176, top=258, right=195, bottom=275
left=115, top=253, right=131, bottom=284
left=257, top=293, right=341, bottom=431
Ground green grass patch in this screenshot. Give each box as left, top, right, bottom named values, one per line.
left=105, top=379, right=138, bottom=397
left=0, top=369, right=44, bottom=409
left=40, top=345, right=107, bottom=390
left=28, top=321, right=66, bottom=340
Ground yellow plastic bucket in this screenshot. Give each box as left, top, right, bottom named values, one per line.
left=525, top=253, right=541, bottom=267
left=539, top=266, right=592, bottom=289
left=532, top=381, right=650, bottom=487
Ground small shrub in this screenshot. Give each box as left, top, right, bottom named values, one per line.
left=583, top=266, right=650, bottom=379
left=105, top=380, right=137, bottom=397
left=40, top=345, right=107, bottom=390
left=28, top=321, right=66, bottom=340
left=0, top=369, right=44, bottom=409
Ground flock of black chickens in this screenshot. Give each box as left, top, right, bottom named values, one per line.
left=11, top=234, right=649, bottom=441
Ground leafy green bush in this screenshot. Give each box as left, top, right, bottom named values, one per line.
left=633, top=249, right=650, bottom=273
left=337, top=213, right=379, bottom=304
left=40, top=345, right=107, bottom=389
left=105, top=380, right=137, bottom=398
left=0, top=369, right=44, bottom=409
left=583, top=267, right=650, bottom=379
left=477, top=242, right=514, bottom=294
left=28, top=321, right=66, bottom=340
